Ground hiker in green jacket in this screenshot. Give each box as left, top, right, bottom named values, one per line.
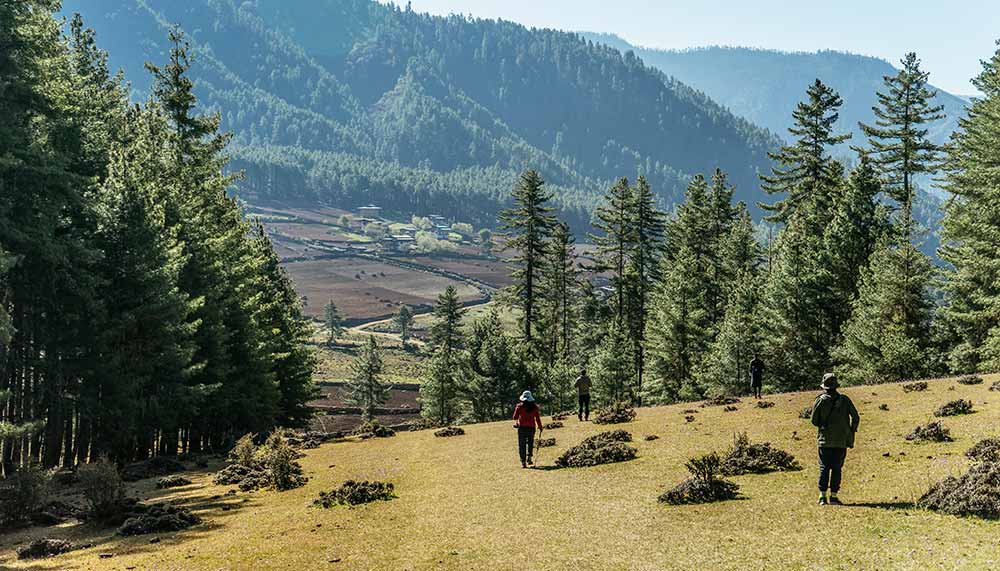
left=810, top=373, right=860, bottom=505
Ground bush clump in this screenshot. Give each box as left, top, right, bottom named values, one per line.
left=543, top=421, right=564, bottom=430
left=719, top=433, right=800, bottom=476
left=121, top=456, right=186, bottom=482
left=551, top=412, right=570, bottom=421
left=990, top=381, right=1000, bottom=392
left=934, top=399, right=974, bottom=417
left=684, top=415, right=696, bottom=423
left=965, top=438, right=1000, bottom=464
left=958, top=375, right=984, bottom=385
left=352, top=420, right=395, bottom=439
left=701, top=395, right=741, bottom=408
left=659, top=452, right=740, bottom=505
left=434, top=426, right=465, bottom=437
left=0, top=464, right=50, bottom=526
left=212, top=432, right=307, bottom=492
left=592, top=401, right=636, bottom=424
left=117, top=502, right=201, bottom=536
left=536, top=437, right=556, bottom=448
left=903, top=381, right=929, bottom=393
left=906, top=421, right=954, bottom=443
left=313, top=480, right=395, bottom=507
left=755, top=401, right=775, bottom=409
left=918, top=461, right=1000, bottom=519
left=78, top=457, right=125, bottom=520
left=723, top=405, right=738, bottom=412
left=156, top=475, right=192, bottom=489
left=16, top=538, right=72, bottom=560
left=643, top=434, right=660, bottom=441
left=555, top=430, right=636, bottom=468
left=879, top=404, right=889, bottom=411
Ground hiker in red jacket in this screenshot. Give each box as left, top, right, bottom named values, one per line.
left=513, top=391, right=543, bottom=468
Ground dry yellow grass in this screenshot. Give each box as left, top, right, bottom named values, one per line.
left=4, top=375, right=1000, bottom=570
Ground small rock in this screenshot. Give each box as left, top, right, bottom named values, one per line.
left=149, top=537, right=161, bottom=544
left=99, top=553, right=114, bottom=559
left=883, top=452, right=891, bottom=457
left=328, top=557, right=341, bottom=563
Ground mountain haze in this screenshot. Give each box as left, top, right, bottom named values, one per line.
left=60, top=0, right=782, bottom=229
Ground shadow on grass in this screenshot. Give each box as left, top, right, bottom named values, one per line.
left=7, top=488, right=261, bottom=571
left=843, top=501, right=916, bottom=510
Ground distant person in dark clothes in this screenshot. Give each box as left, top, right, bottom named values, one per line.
left=512, top=391, right=543, bottom=468
left=810, top=373, right=860, bottom=505
left=749, top=355, right=765, bottom=399
left=574, top=368, right=592, bottom=421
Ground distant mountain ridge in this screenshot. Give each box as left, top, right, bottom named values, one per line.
left=60, top=0, right=782, bottom=229
left=581, top=33, right=967, bottom=163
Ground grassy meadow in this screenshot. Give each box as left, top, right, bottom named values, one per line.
left=4, top=375, right=1000, bottom=570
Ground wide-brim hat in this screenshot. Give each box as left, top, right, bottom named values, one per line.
left=821, top=373, right=839, bottom=390
left=519, top=391, right=535, bottom=402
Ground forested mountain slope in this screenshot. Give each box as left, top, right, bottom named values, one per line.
left=582, top=34, right=967, bottom=155
left=61, top=0, right=781, bottom=228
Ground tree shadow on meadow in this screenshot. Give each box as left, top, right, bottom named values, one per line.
left=5, top=487, right=260, bottom=571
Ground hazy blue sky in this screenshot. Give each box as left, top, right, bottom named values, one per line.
left=403, top=0, right=998, bottom=94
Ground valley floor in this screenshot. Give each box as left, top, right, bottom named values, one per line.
left=4, top=376, right=1000, bottom=570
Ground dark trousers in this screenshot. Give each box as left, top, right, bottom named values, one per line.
left=578, top=394, right=590, bottom=420
left=517, top=426, right=536, bottom=464
left=818, top=447, right=848, bottom=493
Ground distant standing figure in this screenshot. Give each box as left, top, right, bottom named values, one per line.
left=574, top=368, right=592, bottom=421
left=749, top=355, right=765, bottom=399
left=512, top=391, right=543, bottom=468
left=810, top=373, right=860, bottom=505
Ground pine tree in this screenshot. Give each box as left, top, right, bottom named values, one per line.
left=627, top=175, right=666, bottom=402
left=346, top=336, right=388, bottom=421
left=834, top=233, right=936, bottom=384
left=760, top=79, right=851, bottom=223
left=394, top=305, right=414, bottom=349
left=645, top=243, right=709, bottom=402
left=430, top=285, right=467, bottom=354
left=499, top=170, right=556, bottom=346
left=859, top=52, right=945, bottom=233
left=588, top=322, right=635, bottom=405
left=591, top=177, right=634, bottom=323
left=465, top=310, right=519, bottom=421
left=540, top=221, right=579, bottom=363
left=420, top=351, right=463, bottom=426
left=939, top=44, right=1000, bottom=373
left=323, top=300, right=343, bottom=344
left=697, top=270, right=762, bottom=396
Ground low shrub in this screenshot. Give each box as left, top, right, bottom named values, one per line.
left=543, top=421, right=564, bottom=430
left=723, top=405, right=738, bottom=412
left=755, top=401, right=775, bottom=409
left=407, top=418, right=439, bottom=432
left=701, top=395, right=741, bottom=408
left=0, top=464, right=50, bottom=526
left=918, top=461, right=1000, bottom=519
left=156, top=475, right=192, bottom=489
left=536, top=437, right=556, bottom=448
left=117, top=503, right=201, bottom=536
left=958, top=375, right=984, bottom=385
left=212, top=432, right=306, bottom=492
left=659, top=452, right=739, bottom=505
left=121, top=456, right=186, bottom=482
left=78, top=457, right=124, bottom=520
left=314, top=480, right=395, bottom=507
left=719, top=433, right=800, bottom=476
left=592, top=401, right=636, bottom=425
left=643, top=435, right=660, bottom=441
left=934, top=399, right=974, bottom=417
left=799, top=407, right=813, bottom=419
left=16, top=538, right=72, bottom=560
left=352, top=420, right=396, bottom=439
left=434, top=426, right=465, bottom=437
left=906, top=421, right=953, bottom=443
left=684, top=415, right=696, bottom=423
left=879, top=404, right=889, bottom=411
left=551, top=412, right=570, bottom=421
left=555, top=430, right=636, bottom=468
left=965, top=438, right=1000, bottom=464
left=903, top=381, right=928, bottom=393
left=990, top=381, right=1000, bottom=392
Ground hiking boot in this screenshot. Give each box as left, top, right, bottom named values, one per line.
left=828, top=497, right=843, bottom=505
left=526, top=457, right=534, bottom=466
left=818, top=497, right=828, bottom=505
left=521, top=463, right=527, bottom=469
